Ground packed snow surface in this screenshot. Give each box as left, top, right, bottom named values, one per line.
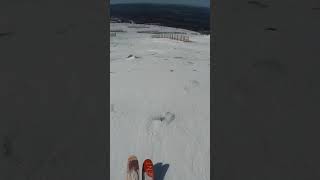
left=110, top=23, right=210, bottom=180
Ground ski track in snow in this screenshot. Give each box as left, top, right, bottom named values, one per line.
left=110, top=23, right=210, bottom=180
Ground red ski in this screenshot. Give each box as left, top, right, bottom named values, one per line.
left=142, top=159, right=155, bottom=180
left=127, top=155, right=139, bottom=180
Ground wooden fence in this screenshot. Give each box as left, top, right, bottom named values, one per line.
left=151, top=33, right=191, bottom=42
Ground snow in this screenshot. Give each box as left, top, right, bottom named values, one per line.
left=110, top=23, right=210, bottom=180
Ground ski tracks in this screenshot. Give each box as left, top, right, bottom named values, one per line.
left=136, top=111, right=168, bottom=161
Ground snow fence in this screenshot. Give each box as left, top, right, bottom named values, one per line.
left=151, top=33, right=191, bottom=42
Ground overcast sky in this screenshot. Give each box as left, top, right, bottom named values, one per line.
left=110, top=0, right=210, bottom=7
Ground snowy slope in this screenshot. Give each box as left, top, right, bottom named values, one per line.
left=110, top=23, right=210, bottom=180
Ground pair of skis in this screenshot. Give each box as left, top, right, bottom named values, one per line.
left=127, top=155, right=154, bottom=180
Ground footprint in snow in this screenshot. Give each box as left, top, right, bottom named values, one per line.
left=190, top=80, right=200, bottom=87
left=184, top=80, right=200, bottom=93
left=146, top=112, right=176, bottom=135
left=126, top=54, right=140, bottom=60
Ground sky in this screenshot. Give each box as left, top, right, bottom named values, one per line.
left=110, top=0, right=210, bottom=7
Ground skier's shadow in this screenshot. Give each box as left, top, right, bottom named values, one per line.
left=154, top=163, right=169, bottom=180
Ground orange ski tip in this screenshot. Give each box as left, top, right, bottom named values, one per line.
left=143, top=159, right=154, bottom=177
left=143, top=159, right=153, bottom=164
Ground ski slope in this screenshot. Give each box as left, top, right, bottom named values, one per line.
left=110, top=23, right=210, bottom=180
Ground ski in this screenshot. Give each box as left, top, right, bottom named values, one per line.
left=127, top=155, right=139, bottom=180
left=142, top=159, right=155, bottom=180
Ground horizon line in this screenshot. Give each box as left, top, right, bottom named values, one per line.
left=110, top=2, right=210, bottom=8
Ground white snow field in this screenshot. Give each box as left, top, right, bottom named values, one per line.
left=110, top=23, right=210, bottom=180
